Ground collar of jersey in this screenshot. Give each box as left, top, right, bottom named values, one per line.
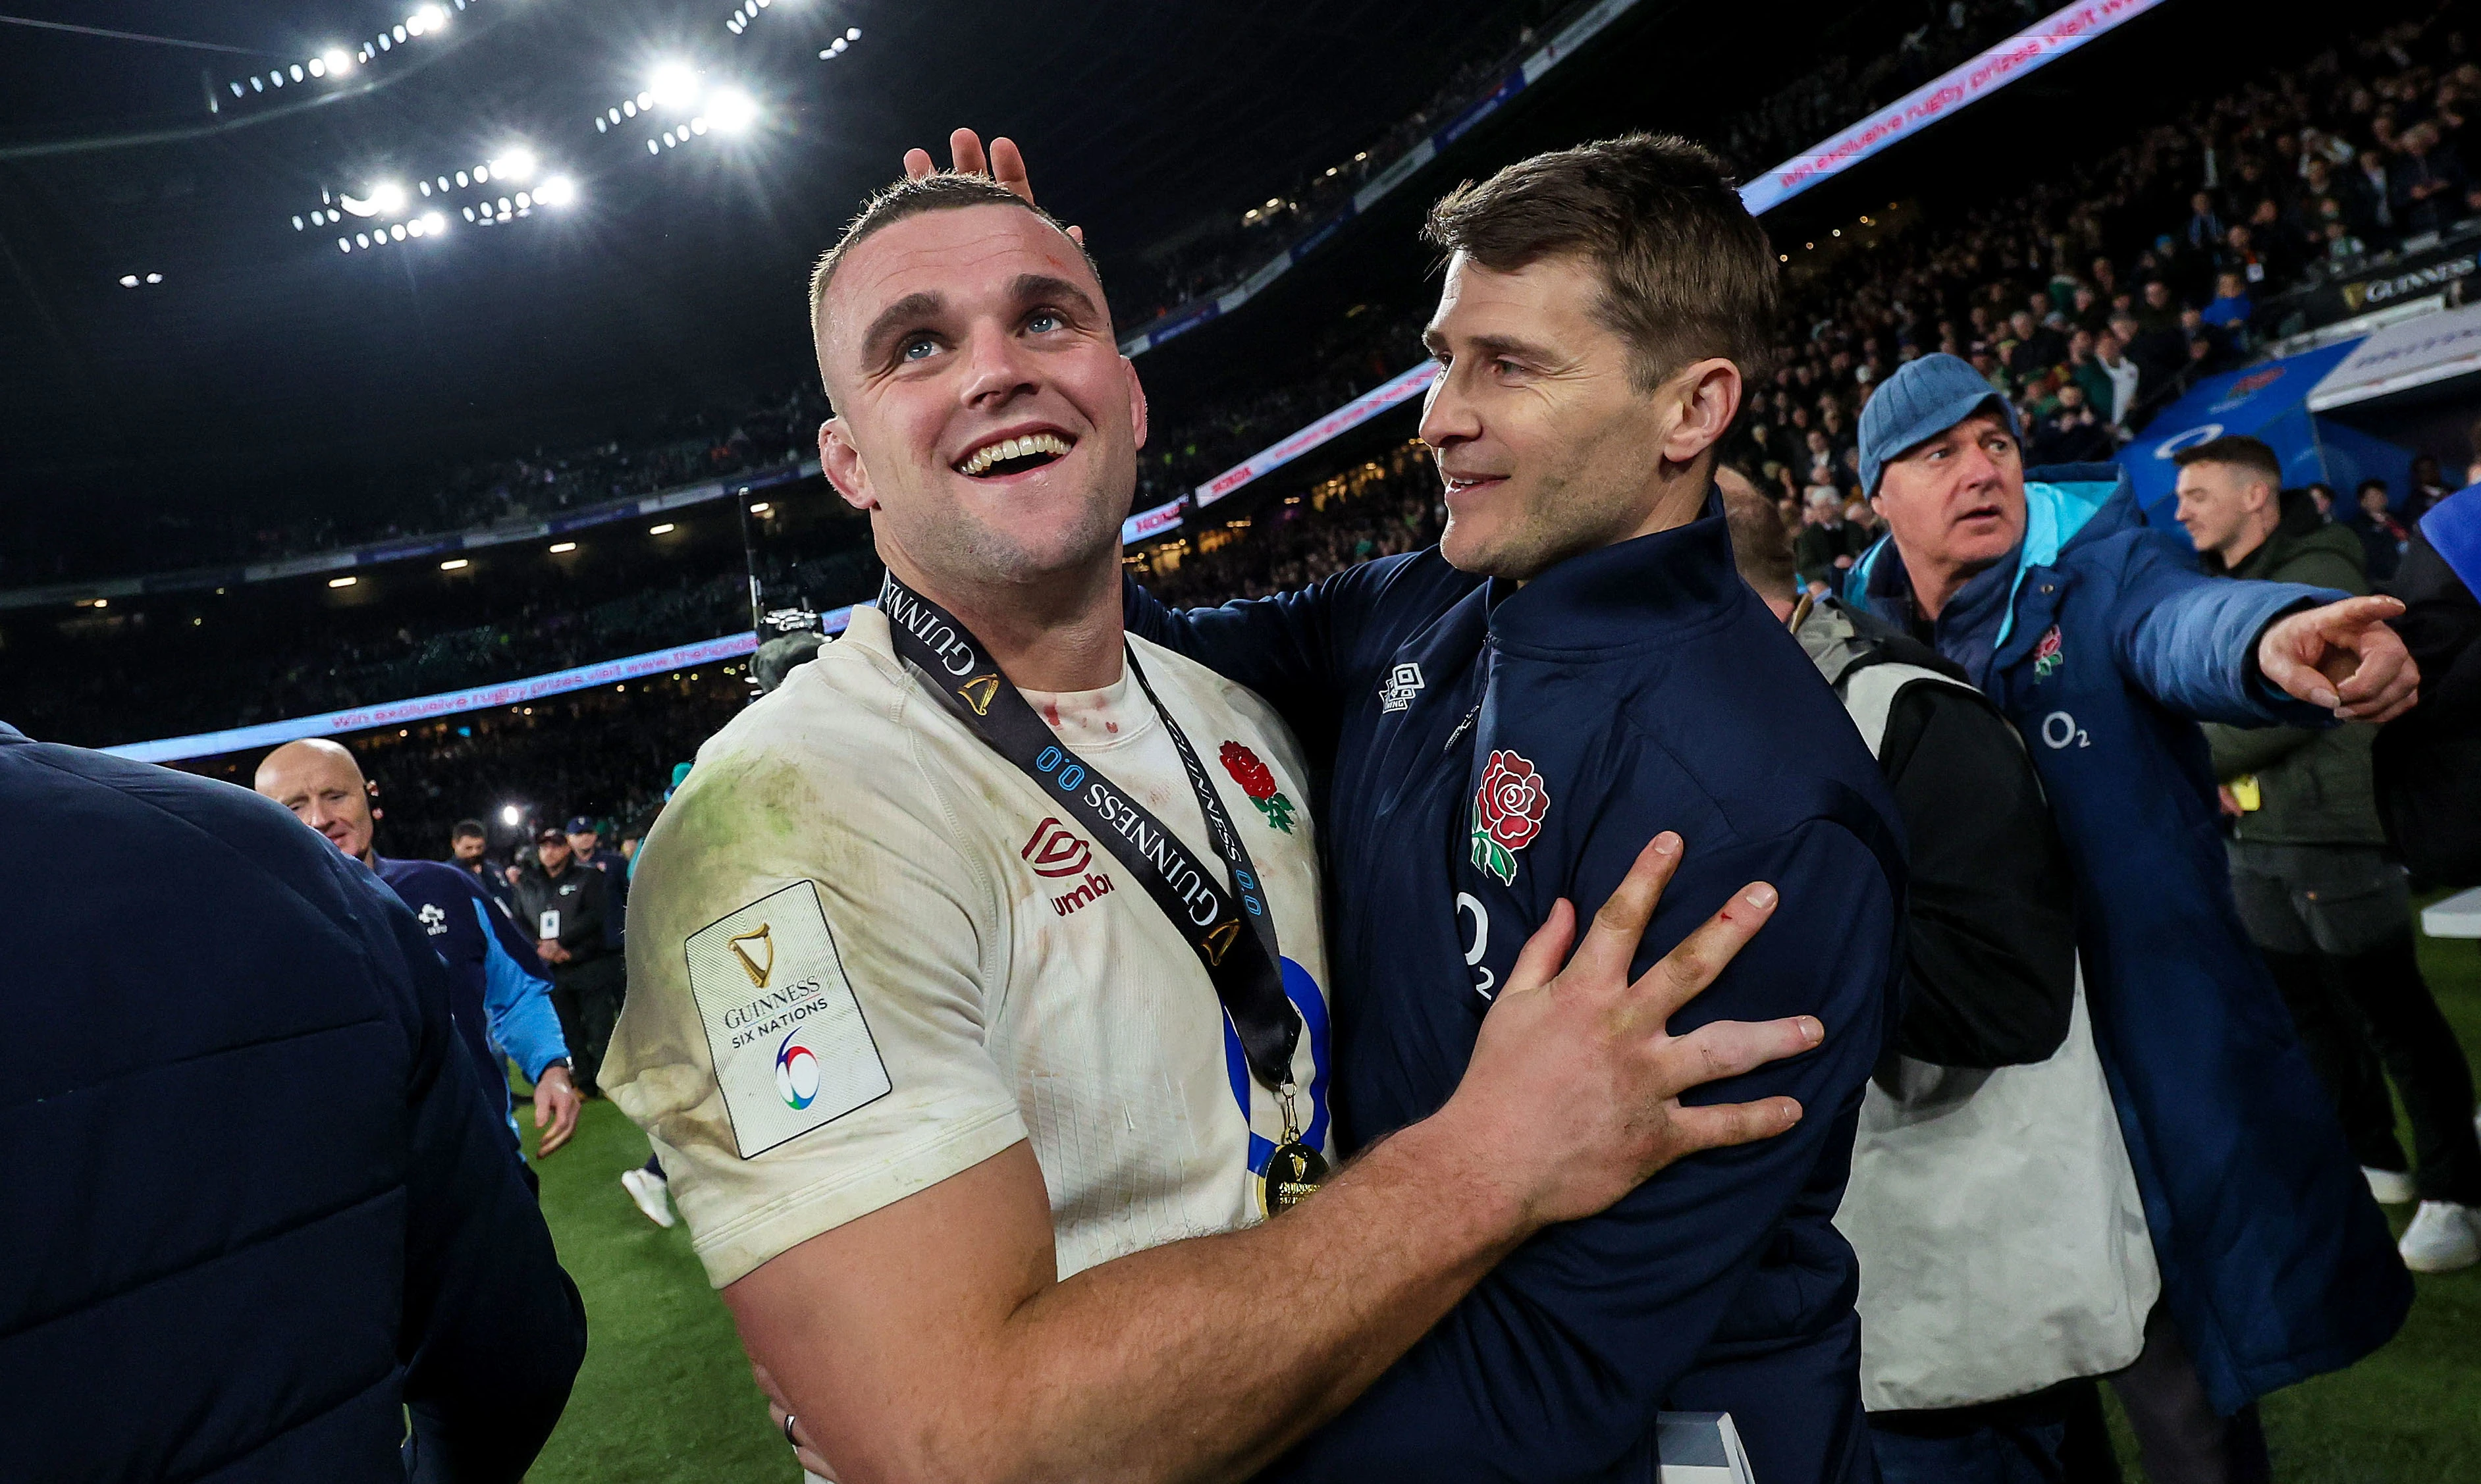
left=1484, top=489, right=1741, bottom=657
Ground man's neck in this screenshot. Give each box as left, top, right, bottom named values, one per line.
left=883, top=544, right=1126, bottom=693
left=2220, top=512, right=2283, bottom=571
left=1906, top=548, right=2002, bottom=621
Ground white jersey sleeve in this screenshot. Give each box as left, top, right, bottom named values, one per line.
left=605, top=719, right=1027, bottom=1288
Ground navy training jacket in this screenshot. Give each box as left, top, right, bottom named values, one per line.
left=1844, top=466, right=2413, bottom=1412
left=0, top=728, right=587, bottom=1481
left=1131, top=506, right=1906, bottom=1484
left=377, top=855, right=571, bottom=1140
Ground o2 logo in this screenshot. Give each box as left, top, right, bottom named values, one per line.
left=1456, top=892, right=1495, bottom=999
left=2041, top=711, right=2091, bottom=750
left=776, top=1030, right=821, bottom=1110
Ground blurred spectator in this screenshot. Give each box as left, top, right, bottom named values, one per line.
left=514, top=825, right=622, bottom=1096
left=0, top=723, right=587, bottom=1479
left=2355, top=479, right=2413, bottom=581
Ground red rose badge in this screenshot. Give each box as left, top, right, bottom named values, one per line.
left=1219, top=741, right=1298, bottom=834
left=1470, top=749, right=1550, bottom=884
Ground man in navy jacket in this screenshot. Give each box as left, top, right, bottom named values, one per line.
left=1132, top=136, right=1907, bottom=1484
left=0, top=724, right=586, bottom=1481
left=1842, top=354, right=2417, bottom=1483
left=257, top=737, right=582, bottom=1158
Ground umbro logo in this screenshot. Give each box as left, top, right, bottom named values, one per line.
left=1025, top=818, right=1114, bottom=918
left=1021, top=818, right=1093, bottom=878
left=1378, top=662, right=1425, bottom=713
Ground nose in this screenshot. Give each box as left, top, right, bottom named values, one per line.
left=957, top=319, right=1039, bottom=411
left=1417, top=359, right=1480, bottom=454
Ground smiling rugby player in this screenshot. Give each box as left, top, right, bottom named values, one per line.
left=597, top=162, right=1830, bottom=1484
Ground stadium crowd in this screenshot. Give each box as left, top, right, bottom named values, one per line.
left=11, top=5, right=2481, bottom=1482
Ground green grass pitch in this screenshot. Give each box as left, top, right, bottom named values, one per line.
left=519, top=913, right=2481, bottom=1481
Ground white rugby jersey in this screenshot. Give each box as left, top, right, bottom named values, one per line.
left=604, top=603, right=1332, bottom=1287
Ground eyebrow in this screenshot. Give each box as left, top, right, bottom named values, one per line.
left=1426, top=326, right=1560, bottom=365
left=857, top=290, right=947, bottom=371
left=853, top=273, right=1103, bottom=371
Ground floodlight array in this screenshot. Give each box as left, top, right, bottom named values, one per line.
left=294, top=146, right=577, bottom=254
left=820, top=26, right=860, bottom=60
left=222, top=1, right=473, bottom=107
left=589, top=63, right=764, bottom=152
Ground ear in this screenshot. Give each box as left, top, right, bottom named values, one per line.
left=818, top=417, right=877, bottom=513
left=1658, top=358, right=1743, bottom=469
left=1123, top=356, right=1149, bottom=452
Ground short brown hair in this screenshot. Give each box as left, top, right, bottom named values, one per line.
left=2171, top=434, right=2282, bottom=489
left=806, top=172, right=1098, bottom=392
left=1423, top=133, right=1778, bottom=392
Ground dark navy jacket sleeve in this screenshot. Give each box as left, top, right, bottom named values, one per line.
left=386, top=876, right=589, bottom=1481
left=1123, top=558, right=1420, bottom=745
left=2108, top=530, right=2343, bottom=727
left=1277, top=801, right=1898, bottom=1480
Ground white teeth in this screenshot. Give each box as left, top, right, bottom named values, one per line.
left=957, top=431, right=1071, bottom=475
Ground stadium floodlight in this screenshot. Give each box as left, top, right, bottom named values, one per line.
left=548, top=541, right=577, bottom=552
left=749, top=501, right=771, bottom=514
left=440, top=558, right=469, bottom=571
left=649, top=63, right=699, bottom=111
left=119, top=275, right=138, bottom=287
left=649, top=522, right=677, bottom=535
left=705, top=87, right=759, bottom=133
left=500, top=804, right=521, bottom=826
left=328, top=576, right=358, bottom=589
left=146, top=273, right=161, bottom=283
left=491, top=147, right=536, bottom=182
left=534, top=174, right=576, bottom=207
left=308, top=58, right=325, bottom=78
left=415, top=4, right=447, bottom=28
left=371, top=180, right=408, bottom=214
left=324, top=48, right=352, bottom=74
left=421, top=211, right=446, bottom=234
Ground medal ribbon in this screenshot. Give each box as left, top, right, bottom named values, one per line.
left=876, top=572, right=1302, bottom=1096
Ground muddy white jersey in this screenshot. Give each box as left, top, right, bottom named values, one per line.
left=604, top=603, right=1331, bottom=1287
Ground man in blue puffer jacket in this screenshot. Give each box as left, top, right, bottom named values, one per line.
left=1842, top=354, right=2418, bottom=1484
left=0, top=723, right=587, bottom=1481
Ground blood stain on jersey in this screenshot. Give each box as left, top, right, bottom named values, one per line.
left=1217, top=741, right=1298, bottom=834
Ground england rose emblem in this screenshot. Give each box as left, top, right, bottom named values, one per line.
left=1219, top=741, right=1298, bottom=834
left=1470, top=749, right=1550, bottom=884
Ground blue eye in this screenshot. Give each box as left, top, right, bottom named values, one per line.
left=901, top=336, right=938, bottom=361
left=1027, top=310, right=1063, bottom=334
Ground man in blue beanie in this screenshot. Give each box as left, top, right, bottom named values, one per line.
left=1844, top=352, right=2418, bottom=1484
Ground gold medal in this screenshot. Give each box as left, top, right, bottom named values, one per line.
left=1260, top=1140, right=1328, bottom=1216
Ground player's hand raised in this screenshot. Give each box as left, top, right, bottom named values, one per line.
left=901, top=127, right=1084, bottom=244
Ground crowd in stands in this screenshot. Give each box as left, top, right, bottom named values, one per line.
left=1726, top=11, right=2475, bottom=591
left=16, top=2, right=2480, bottom=757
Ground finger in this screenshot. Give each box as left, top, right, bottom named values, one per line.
left=901, top=147, right=934, bottom=180
left=947, top=127, right=987, bottom=176
left=1636, top=882, right=1777, bottom=1020
left=2357, top=689, right=2418, bottom=724
left=542, top=1095, right=577, bottom=1155
left=796, top=1443, right=839, bottom=1480
left=1663, top=1096, right=1805, bottom=1151
left=2318, top=595, right=2405, bottom=631
left=1497, top=898, right=1576, bottom=997
left=2257, top=641, right=2336, bottom=710
left=1067, top=223, right=1085, bottom=245
left=1567, top=833, right=1684, bottom=985
left=1659, top=1015, right=1825, bottom=1089
left=753, top=1362, right=791, bottom=1410
left=989, top=136, right=1032, bottom=202
left=2334, top=635, right=2414, bottom=704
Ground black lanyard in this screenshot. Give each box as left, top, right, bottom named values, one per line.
left=876, top=572, right=1302, bottom=1098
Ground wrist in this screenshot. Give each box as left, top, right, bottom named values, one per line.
left=1383, top=1101, right=1545, bottom=1250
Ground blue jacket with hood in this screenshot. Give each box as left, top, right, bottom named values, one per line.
left=1132, top=506, right=1905, bottom=1484
left=1842, top=464, right=2412, bottom=1413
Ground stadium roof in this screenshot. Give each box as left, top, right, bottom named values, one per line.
left=0, top=0, right=1574, bottom=501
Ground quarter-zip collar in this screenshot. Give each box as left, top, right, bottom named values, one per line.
left=1483, top=489, right=1740, bottom=658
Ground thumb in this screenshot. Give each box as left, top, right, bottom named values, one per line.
left=2259, top=614, right=2337, bottom=708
